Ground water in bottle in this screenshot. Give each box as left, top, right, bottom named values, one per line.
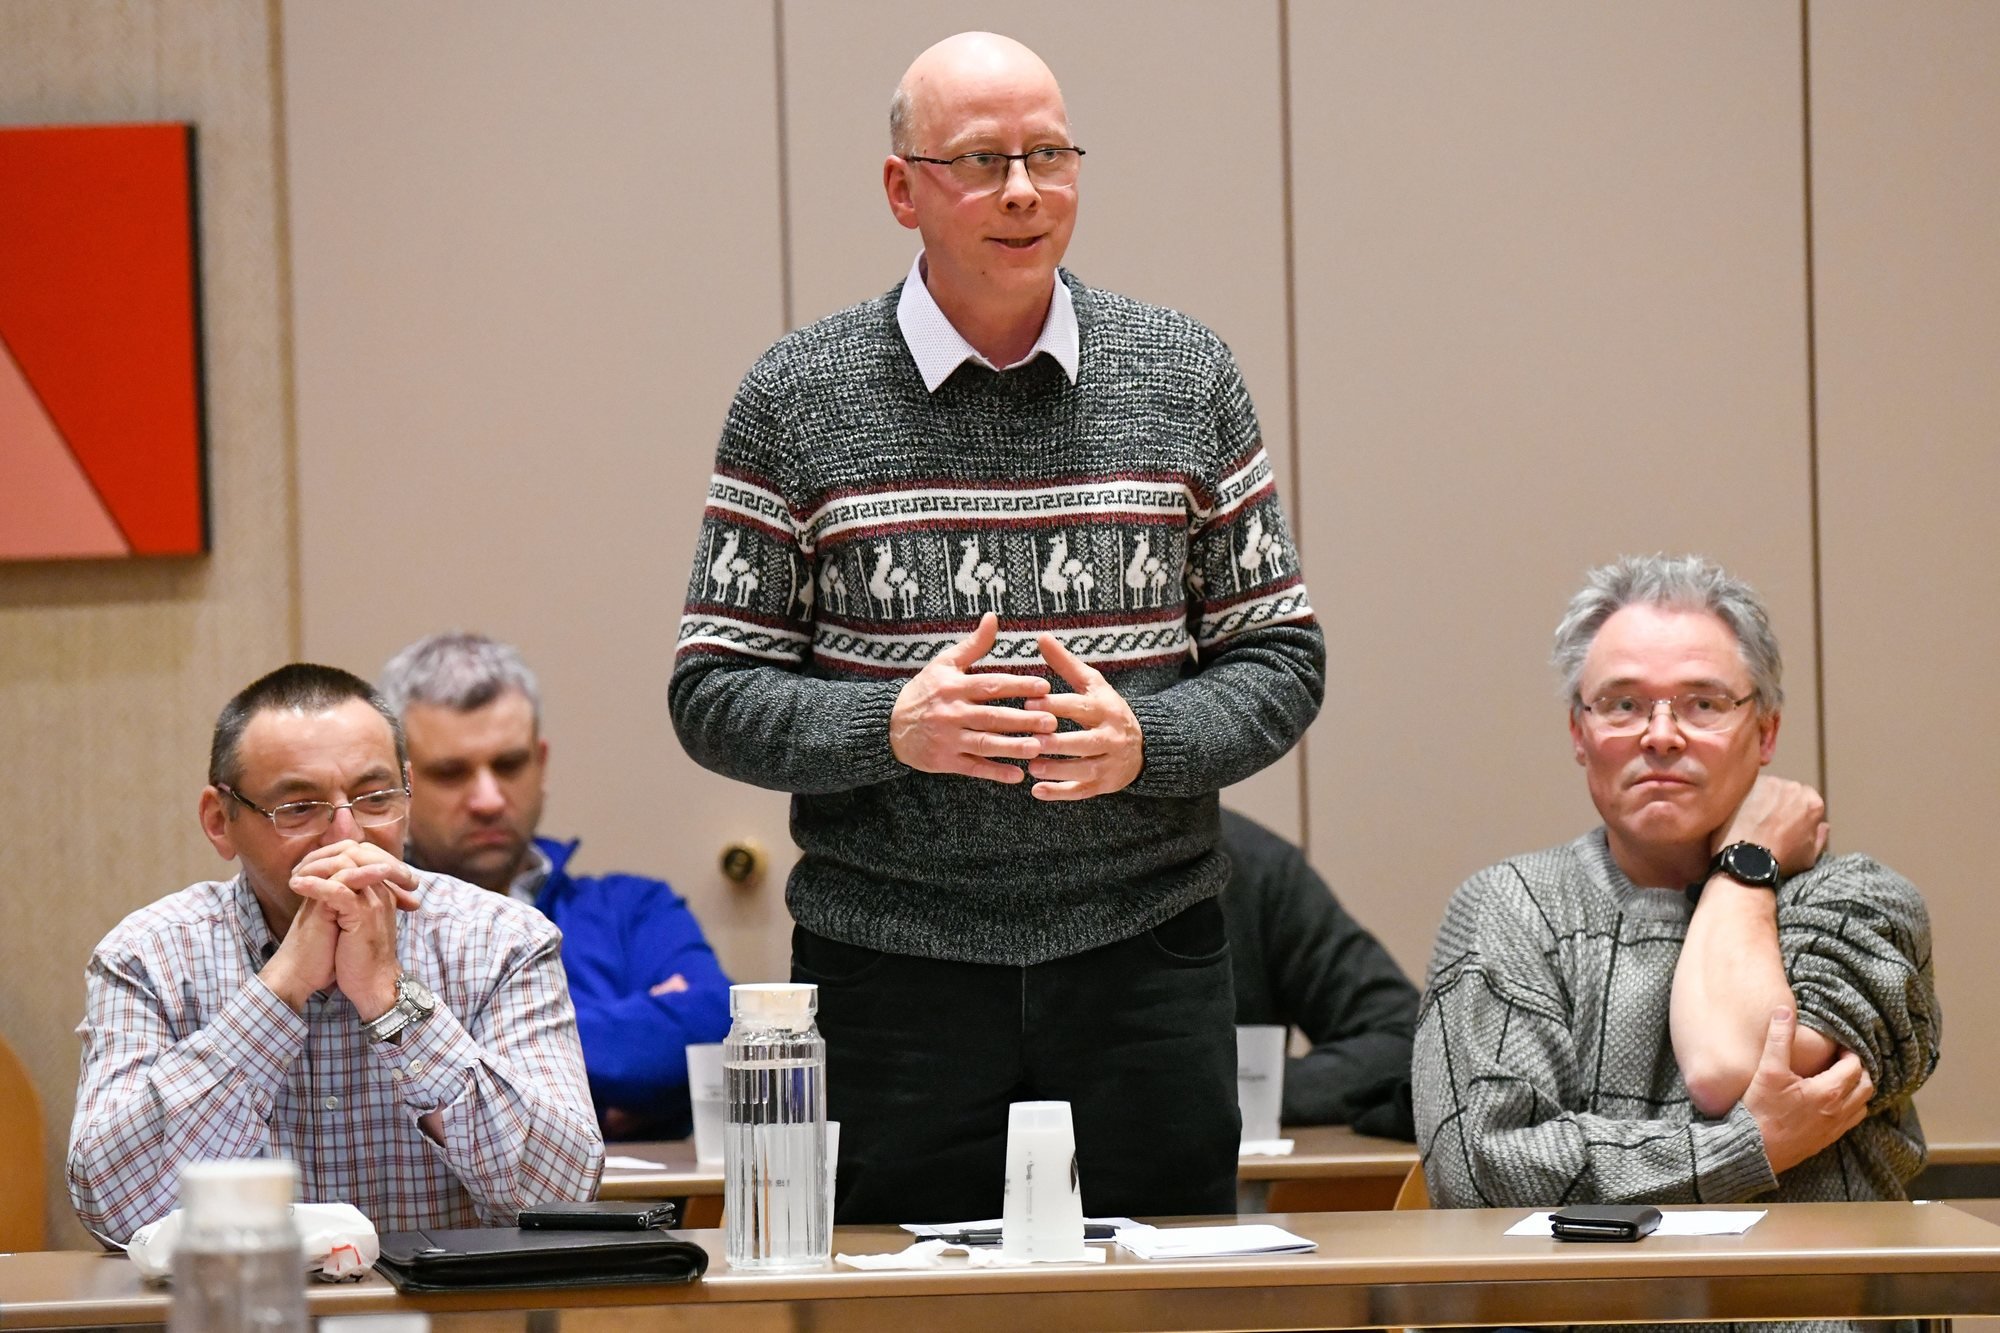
left=168, top=1158, right=307, bottom=1333
left=724, top=981, right=829, bottom=1270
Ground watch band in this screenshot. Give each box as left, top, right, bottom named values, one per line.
left=1686, top=842, right=1781, bottom=904
left=362, top=975, right=435, bottom=1044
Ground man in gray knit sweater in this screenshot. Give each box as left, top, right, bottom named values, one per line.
left=1415, top=555, right=1937, bottom=1331
left=671, top=33, right=1323, bottom=1223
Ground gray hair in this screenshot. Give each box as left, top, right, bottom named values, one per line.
left=379, top=632, right=541, bottom=725
left=1551, top=554, right=1784, bottom=713
left=889, top=82, right=916, bottom=156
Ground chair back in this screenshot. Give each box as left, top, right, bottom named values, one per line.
left=0, top=1032, right=47, bottom=1249
left=1393, top=1160, right=1429, bottom=1210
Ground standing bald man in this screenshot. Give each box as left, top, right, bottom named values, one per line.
left=672, top=33, right=1323, bottom=1222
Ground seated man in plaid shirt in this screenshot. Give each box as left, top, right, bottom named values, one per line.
left=68, top=663, right=604, bottom=1245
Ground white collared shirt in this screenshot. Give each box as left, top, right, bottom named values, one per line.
left=508, top=841, right=553, bottom=907
left=894, top=253, right=1080, bottom=393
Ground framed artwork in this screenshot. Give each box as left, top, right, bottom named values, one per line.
left=0, top=122, right=208, bottom=560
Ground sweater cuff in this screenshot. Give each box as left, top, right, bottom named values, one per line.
left=842, top=682, right=908, bottom=784
left=1691, top=1104, right=1778, bottom=1203
left=1125, top=694, right=1191, bottom=797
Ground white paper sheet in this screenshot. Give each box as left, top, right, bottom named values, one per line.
left=902, top=1216, right=1139, bottom=1241
left=836, top=1239, right=1108, bottom=1269
left=1506, top=1210, right=1767, bottom=1238
left=1239, top=1138, right=1296, bottom=1157
left=1114, top=1223, right=1316, bottom=1260
left=602, top=1154, right=669, bottom=1170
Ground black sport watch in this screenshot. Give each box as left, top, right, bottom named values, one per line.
left=1687, top=842, right=1781, bottom=903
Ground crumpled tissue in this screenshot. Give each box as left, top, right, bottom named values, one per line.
left=836, top=1238, right=1107, bottom=1270
left=128, top=1203, right=380, bottom=1283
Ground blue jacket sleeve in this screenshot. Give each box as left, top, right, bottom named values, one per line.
left=562, top=877, right=733, bottom=1137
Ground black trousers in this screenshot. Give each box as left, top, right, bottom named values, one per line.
left=793, top=897, right=1241, bottom=1225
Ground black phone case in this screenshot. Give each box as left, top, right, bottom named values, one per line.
left=517, top=1200, right=679, bottom=1230
left=1548, top=1203, right=1662, bottom=1242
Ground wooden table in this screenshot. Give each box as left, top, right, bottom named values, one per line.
left=7, top=1203, right=2000, bottom=1331
left=601, top=1124, right=1421, bottom=1217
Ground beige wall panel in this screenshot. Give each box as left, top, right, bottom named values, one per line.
left=0, top=0, right=296, bottom=1248
left=284, top=1, right=795, bottom=983
left=1288, top=2, right=1819, bottom=977
left=781, top=0, right=1304, bottom=840
left=1810, top=1, right=2000, bottom=1134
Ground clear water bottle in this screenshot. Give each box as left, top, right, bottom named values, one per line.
left=168, top=1158, right=307, bottom=1333
left=724, top=981, right=829, bottom=1270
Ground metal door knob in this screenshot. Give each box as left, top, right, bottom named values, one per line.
left=719, top=840, right=765, bottom=887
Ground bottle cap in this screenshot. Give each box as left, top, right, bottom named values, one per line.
left=730, top=982, right=817, bottom=1028
left=178, top=1159, right=297, bottom=1227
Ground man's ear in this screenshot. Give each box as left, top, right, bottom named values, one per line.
left=199, top=787, right=239, bottom=862
left=883, top=155, right=920, bottom=230
left=1567, top=708, right=1588, bottom=765
left=1756, top=708, right=1782, bottom=766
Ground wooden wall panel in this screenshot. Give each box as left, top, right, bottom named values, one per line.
left=780, top=0, right=1304, bottom=838
left=0, top=0, right=295, bottom=1249
left=1288, top=1, right=1820, bottom=976
left=1809, top=0, right=2000, bottom=1136
left=284, top=0, right=795, bottom=983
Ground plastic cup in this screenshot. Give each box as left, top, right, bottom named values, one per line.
left=686, top=1042, right=726, bottom=1165
left=1000, top=1100, right=1086, bottom=1261
left=1236, top=1024, right=1287, bottom=1143
left=824, top=1120, right=840, bottom=1228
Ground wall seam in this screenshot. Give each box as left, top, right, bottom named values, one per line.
left=1799, top=0, right=1829, bottom=799
left=1276, top=0, right=1311, bottom=851
left=268, top=0, right=303, bottom=659
left=773, top=0, right=796, bottom=333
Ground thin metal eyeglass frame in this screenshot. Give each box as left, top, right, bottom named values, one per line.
left=219, top=783, right=412, bottom=834
left=900, top=146, right=1086, bottom=192
left=1578, top=691, right=1757, bottom=734
left=1576, top=688, right=1752, bottom=732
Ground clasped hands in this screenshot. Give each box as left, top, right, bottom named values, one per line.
left=889, top=612, right=1142, bottom=800
left=260, top=839, right=420, bottom=1022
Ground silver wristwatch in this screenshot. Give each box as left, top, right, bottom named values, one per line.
left=361, top=974, right=438, bottom=1044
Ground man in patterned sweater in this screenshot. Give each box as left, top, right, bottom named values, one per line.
left=671, top=32, right=1323, bottom=1223
left=1414, top=556, right=1938, bottom=1296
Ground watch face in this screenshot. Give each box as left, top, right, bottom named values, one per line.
left=1726, top=844, right=1779, bottom=883
left=400, top=976, right=438, bottom=1013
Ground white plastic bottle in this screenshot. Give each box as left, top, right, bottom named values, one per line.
left=168, top=1158, right=307, bottom=1333
left=723, top=982, right=829, bottom=1270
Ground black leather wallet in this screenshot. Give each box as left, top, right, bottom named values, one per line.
left=518, top=1199, right=679, bottom=1230
left=374, top=1226, right=708, bottom=1291
left=1549, top=1204, right=1663, bottom=1242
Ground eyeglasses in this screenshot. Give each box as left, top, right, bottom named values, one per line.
left=901, top=146, right=1086, bottom=194
left=220, top=783, right=411, bottom=836
left=1578, top=692, right=1756, bottom=735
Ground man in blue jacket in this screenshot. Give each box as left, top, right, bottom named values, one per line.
left=382, top=632, right=731, bottom=1140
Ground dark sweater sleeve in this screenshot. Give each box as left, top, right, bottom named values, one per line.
left=1413, top=862, right=1777, bottom=1209
left=1126, top=350, right=1325, bottom=797
left=670, top=351, right=907, bottom=793
left=1223, top=814, right=1419, bottom=1136
left=1780, top=854, right=1939, bottom=1103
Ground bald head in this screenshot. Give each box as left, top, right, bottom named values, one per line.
left=890, top=32, right=1066, bottom=156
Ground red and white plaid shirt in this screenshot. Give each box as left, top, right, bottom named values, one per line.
left=69, top=872, right=604, bottom=1244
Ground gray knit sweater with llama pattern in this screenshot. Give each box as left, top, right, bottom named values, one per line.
left=670, top=272, right=1324, bottom=966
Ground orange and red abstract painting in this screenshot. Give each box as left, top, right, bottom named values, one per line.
left=0, top=123, right=207, bottom=560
